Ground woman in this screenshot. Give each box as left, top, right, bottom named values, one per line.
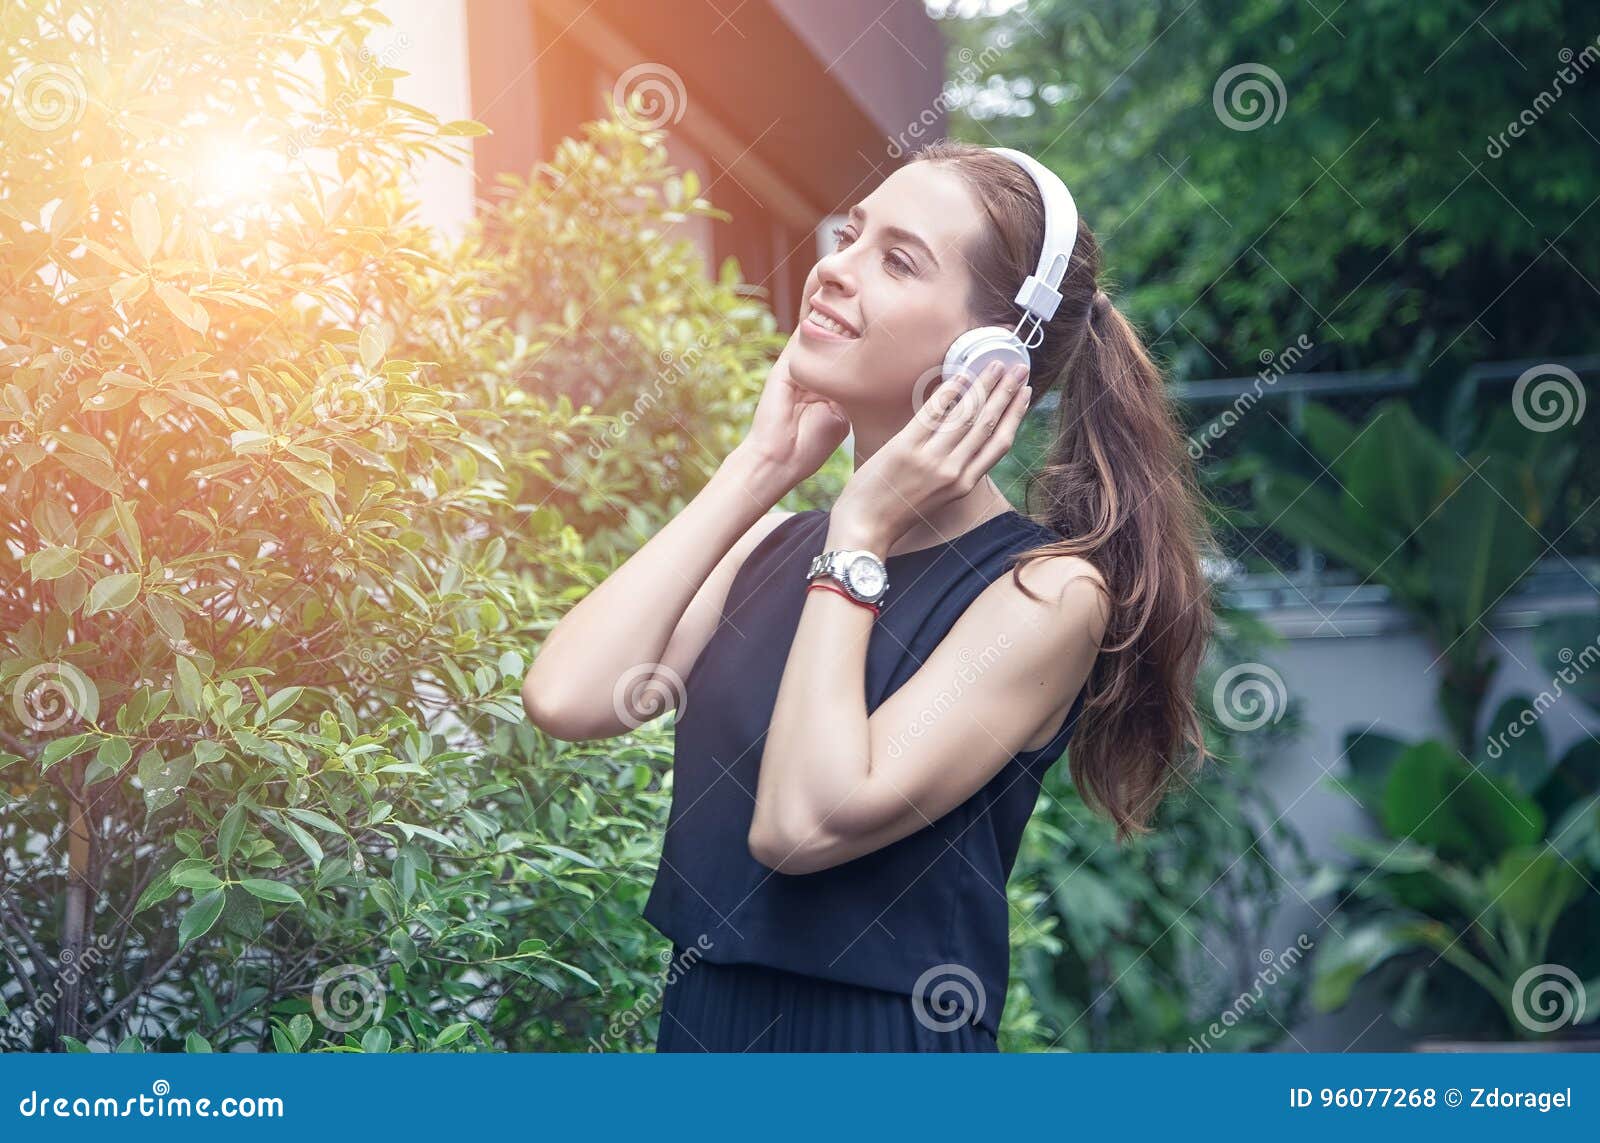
left=522, top=139, right=1213, bottom=1052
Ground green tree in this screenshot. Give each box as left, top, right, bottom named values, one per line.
left=945, top=0, right=1599, bottom=387
left=1, top=0, right=772, bottom=1051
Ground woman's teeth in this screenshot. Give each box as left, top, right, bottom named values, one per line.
left=807, top=307, right=857, bottom=337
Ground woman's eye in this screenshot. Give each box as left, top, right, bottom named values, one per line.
left=830, top=226, right=912, bottom=274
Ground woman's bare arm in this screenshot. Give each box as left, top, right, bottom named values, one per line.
left=520, top=446, right=795, bottom=741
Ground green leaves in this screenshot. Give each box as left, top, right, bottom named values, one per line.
left=1311, top=919, right=1437, bottom=1013
left=153, top=280, right=209, bottom=334
left=174, top=655, right=204, bottom=716
left=171, top=864, right=223, bottom=891
left=269, top=1014, right=316, bottom=1054
left=1256, top=398, right=1576, bottom=750
left=40, top=733, right=96, bottom=770
left=217, top=803, right=247, bottom=866
left=86, top=572, right=142, bottom=616
left=273, top=814, right=324, bottom=868
left=1, top=10, right=771, bottom=1052
left=240, top=878, right=304, bottom=906
left=178, top=887, right=226, bottom=946
left=1381, top=740, right=1543, bottom=868
left=279, top=458, right=336, bottom=499
left=29, top=547, right=81, bottom=581
left=1317, top=725, right=1600, bottom=1039
left=137, top=747, right=195, bottom=819
left=358, top=323, right=385, bottom=371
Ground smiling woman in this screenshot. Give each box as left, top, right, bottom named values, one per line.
left=521, top=138, right=1214, bottom=1052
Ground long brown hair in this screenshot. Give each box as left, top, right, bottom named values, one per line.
left=913, top=139, right=1214, bottom=843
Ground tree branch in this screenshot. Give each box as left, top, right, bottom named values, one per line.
left=81, top=942, right=186, bottom=1041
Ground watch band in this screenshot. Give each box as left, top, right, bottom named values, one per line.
left=805, top=547, right=890, bottom=605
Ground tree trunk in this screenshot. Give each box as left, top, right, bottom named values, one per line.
left=54, top=757, right=93, bottom=1046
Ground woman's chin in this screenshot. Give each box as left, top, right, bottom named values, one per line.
left=786, top=362, right=852, bottom=401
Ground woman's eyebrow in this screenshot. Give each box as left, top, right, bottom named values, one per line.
left=846, top=203, right=941, bottom=270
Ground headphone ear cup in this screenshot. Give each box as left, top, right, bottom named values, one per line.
left=942, top=326, right=1030, bottom=386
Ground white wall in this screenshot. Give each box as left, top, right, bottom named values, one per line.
left=373, top=0, right=476, bottom=243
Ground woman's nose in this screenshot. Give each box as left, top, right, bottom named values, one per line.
left=816, top=252, right=854, bottom=294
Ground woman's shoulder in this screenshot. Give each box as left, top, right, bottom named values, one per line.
left=995, top=519, right=1110, bottom=637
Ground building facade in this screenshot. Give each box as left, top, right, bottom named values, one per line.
left=383, top=0, right=948, bottom=330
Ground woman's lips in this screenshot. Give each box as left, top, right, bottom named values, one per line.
left=800, top=309, right=859, bottom=342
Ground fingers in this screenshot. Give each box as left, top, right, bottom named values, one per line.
left=965, top=370, right=1032, bottom=476
left=914, top=360, right=1007, bottom=441
left=949, top=362, right=1029, bottom=464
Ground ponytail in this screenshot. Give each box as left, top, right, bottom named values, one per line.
left=914, top=140, right=1215, bottom=842
left=1026, top=290, right=1213, bottom=841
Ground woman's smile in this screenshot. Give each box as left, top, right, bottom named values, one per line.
left=800, top=300, right=860, bottom=341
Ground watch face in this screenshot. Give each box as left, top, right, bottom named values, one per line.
left=846, top=555, right=887, bottom=599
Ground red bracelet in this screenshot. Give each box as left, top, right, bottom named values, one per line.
left=806, top=580, right=880, bottom=618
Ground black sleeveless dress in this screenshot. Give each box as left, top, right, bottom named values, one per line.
left=645, top=507, right=1087, bottom=1052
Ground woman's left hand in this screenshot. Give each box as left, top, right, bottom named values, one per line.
left=831, top=361, right=1031, bottom=552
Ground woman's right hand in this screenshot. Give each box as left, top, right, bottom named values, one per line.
left=736, top=334, right=851, bottom=488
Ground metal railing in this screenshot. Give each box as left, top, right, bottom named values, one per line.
left=1031, top=356, right=1600, bottom=612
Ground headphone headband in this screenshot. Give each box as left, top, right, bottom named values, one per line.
left=985, top=146, right=1079, bottom=341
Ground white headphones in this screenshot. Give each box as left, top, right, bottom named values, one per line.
left=941, top=146, right=1079, bottom=386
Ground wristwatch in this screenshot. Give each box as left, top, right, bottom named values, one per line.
left=805, top=548, right=890, bottom=606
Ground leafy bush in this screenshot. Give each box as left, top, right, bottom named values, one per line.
left=1, top=0, right=774, bottom=1052
left=1312, top=615, right=1600, bottom=1043
left=1254, top=399, right=1577, bottom=749
left=1001, top=672, right=1313, bottom=1052
left=1001, top=416, right=1310, bottom=1051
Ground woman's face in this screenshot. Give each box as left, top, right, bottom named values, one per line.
left=788, top=161, right=989, bottom=422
